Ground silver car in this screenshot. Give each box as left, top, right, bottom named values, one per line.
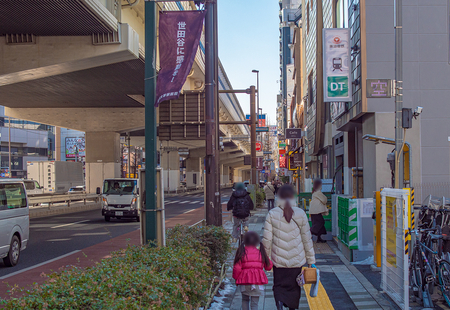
left=0, top=179, right=29, bottom=267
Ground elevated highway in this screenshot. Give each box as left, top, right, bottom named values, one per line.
left=0, top=0, right=251, bottom=191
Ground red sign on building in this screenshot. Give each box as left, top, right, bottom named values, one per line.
left=255, top=142, right=262, bottom=151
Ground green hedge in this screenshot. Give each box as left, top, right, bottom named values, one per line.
left=1, top=225, right=231, bottom=310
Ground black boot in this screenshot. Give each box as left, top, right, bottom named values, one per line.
left=317, top=235, right=326, bottom=243
left=277, top=301, right=284, bottom=310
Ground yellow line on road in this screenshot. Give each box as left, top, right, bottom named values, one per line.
left=303, top=282, right=334, bottom=310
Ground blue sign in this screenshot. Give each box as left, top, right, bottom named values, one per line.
left=261, top=170, right=265, bottom=174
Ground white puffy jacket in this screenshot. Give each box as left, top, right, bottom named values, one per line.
left=262, top=202, right=315, bottom=268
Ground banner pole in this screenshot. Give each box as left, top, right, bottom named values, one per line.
left=205, top=0, right=216, bottom=225
left=144, top=0, right=158, bottom=243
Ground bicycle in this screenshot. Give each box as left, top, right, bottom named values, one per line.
left=409, top=227, right=450, bottom=308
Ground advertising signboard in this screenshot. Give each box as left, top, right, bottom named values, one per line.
left=65, top=137, right=85, bottom=159
left=366, top=79, right=393, bottom=98
left=246, top=114, right=267, bottom=127
left=278, top=141, right=286, bottom=148
left=323, top=28, right=351, bottom=102
left=285, top=128, right=303, bottom=139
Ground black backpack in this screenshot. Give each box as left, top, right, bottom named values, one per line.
left=233, top=193, right=250, bottom=218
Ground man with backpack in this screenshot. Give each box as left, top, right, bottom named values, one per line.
left=227, top=182, right=254, bottom=241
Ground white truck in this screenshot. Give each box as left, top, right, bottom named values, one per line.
left=27, top=161, right=84, bottom=194
left=97, top=178, right=139, bottom=222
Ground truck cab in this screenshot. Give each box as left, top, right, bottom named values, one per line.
left=98, top=178, right=139, bottom=222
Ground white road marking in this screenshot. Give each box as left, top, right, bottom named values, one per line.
left=179, top=201, right=190, bottom=204
left=165, top=201, right=177, bottom=204
left=72, top=232, right=111, bottom=236
left=0, top=250, right=81, bottom=280
left=51, top=220, right=90, bottom=229
left=183, top=209, right=196, bottom=214
left=189, top=201, right=199, bottom=204
left=47, top=238, right=71, bottom=242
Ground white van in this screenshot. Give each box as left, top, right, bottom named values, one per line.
left=98, top=178, right=139, bottom=222
left=0, top=179, right=29, bottom=267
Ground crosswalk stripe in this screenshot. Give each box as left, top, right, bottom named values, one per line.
left=189, top=201, right=199, bottom=204
left=180, top=201, right=190, bottom=204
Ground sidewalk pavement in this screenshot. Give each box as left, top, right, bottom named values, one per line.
left=0, top=203, right=230, bottom=300
left=218, top=206, right=399, bottom=310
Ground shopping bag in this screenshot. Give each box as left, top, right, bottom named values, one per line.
left=309, top=269, right=320, bottom=297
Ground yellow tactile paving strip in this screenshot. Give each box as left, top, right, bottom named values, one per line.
left=304, top=282, right=335, bottom=310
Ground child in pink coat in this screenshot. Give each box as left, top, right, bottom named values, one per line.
left=233, top=231, right=273, bottom=310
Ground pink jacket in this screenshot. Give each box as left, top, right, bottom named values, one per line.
left=233, top=246, right=273, bottom=285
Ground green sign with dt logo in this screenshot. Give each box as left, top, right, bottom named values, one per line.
left=327, top=76, right=349, bottom=98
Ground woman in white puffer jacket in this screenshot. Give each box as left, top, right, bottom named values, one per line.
left=262, top=185, right=315, bottom=310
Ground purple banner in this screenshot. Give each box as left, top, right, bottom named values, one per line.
left=155, top=10, right=206, bottom=107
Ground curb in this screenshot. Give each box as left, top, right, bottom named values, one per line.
left=29, top=203, right=101, bottom=219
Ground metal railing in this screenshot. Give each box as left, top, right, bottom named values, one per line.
left=28, top=193, right=100, bottom=208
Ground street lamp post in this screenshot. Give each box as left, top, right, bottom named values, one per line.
left=252, top=70, right=259, bottom=185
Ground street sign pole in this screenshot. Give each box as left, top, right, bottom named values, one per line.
left=394, top=0, right=403, bottom=189
left=144, top=0, right=158, bottom=244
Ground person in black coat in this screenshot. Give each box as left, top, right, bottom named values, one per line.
left=227, top=182, right=254, bottom=240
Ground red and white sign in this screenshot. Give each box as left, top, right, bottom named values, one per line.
left=255, top=142, right=262, bottom=151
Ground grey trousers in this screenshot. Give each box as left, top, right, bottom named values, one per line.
left=232, top=217, right=249, bottom=239
left=242, top=294, right=259, bottom=310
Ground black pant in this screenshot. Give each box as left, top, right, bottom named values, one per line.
left=268, top=199, right=275, bottom=210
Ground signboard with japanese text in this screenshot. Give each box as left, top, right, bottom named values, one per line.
left=366, top=79, right=393, bottom=98
left=65, top=137, right=85, bottom=159
left=323, top=28, right=351, bottom=102
left=278, top=141, right=286, bottom=148
left=155, top=11, right=206, bottom=107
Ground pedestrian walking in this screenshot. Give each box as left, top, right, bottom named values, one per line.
left=227, top=182, right=254, bottom=242
left=264, top=182, right=276, bottom=211
left=309, top=179, right=328, bottom=243
left=233, top=231, right=273, bottom=310
left=262, top=184, right=316, bottom=310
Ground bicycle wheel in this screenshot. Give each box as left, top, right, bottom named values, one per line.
left=438, top=260, right=450, bottom=307
left=435, top=225, right=444, bottom=258
left=410, top=246, right=423, bottom=296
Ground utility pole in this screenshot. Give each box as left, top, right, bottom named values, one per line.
left=394, top=0, right=403, bottom=188
left=144, top=0, right=158, bottom=243
left=250, top=86, right=257, bottom=185
left=205, top=0, right=217, bottom=225
left=213, top=1, right=222, bottom=226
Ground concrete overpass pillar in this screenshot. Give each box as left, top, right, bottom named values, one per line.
left=85, top=132, right=121, bottom=193
left=186, top=156, right=202, bottom=190
left=161, top=151, right=180, bottom=192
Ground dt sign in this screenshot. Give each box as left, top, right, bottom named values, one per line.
left=256, top=142, right=262, bottom=151
left=327, top=76, right=349, bottom=98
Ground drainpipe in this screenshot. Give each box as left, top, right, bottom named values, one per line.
left=122, top=0, right=140, bottom=8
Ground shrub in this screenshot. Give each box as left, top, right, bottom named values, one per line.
left=256, top=189, right=265, bottom=208
left=0, top=225, right=231, bottom=309
left=166, top=225, right=231, bottom=275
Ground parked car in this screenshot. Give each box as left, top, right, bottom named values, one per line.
left=0, top=179, right=29, bottom=267
left=67, top=186, right=85, bottom=194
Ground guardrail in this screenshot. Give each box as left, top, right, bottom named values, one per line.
left=28, top=193, right=100, bottom=208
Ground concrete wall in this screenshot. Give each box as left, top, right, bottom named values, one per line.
left=365, top=1, right=447, bottom=185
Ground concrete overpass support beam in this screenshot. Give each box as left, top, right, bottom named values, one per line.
left=160, top=151, right=180, bottom=192
left=85, top=132, right=121, bottom=193
left=186, top=156, right=202, bottom=190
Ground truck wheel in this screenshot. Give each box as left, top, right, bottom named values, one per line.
left=3, top=235, right=20, bottom=267
left=105, top=216, right=110, bottom=222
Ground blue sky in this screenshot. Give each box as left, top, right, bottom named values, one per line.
left=218, top=0, right=280, bottom=125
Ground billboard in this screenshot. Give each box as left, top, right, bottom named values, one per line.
left=65, top=137, right=85, bottom=159
left=323, top=28, right=351, bottom=102
left=245, top=114, right=266, bottom=127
